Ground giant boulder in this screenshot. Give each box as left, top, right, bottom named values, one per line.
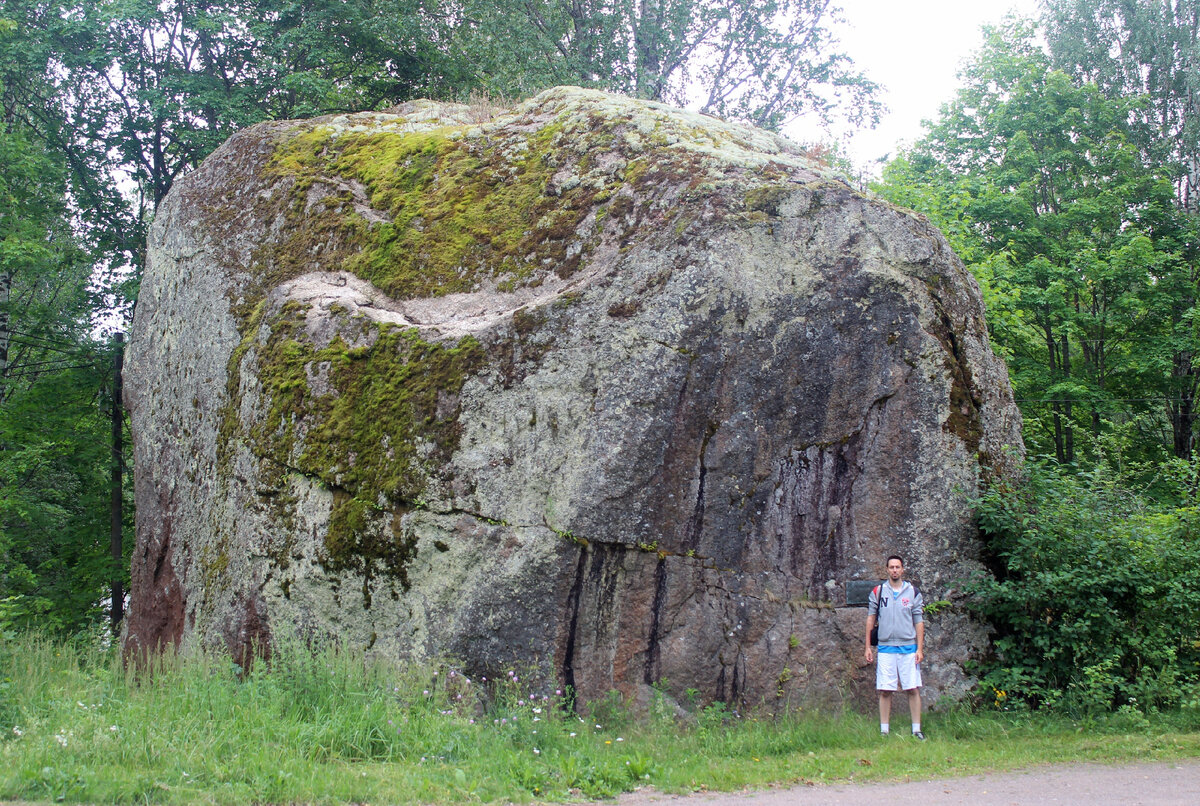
left=124, top=87, right=1022, bottom=707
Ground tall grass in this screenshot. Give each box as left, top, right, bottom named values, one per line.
left=1, top=631, right=1198, bottom=803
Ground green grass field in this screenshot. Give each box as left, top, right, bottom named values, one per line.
left=1, top=632, right=1197, bottom=803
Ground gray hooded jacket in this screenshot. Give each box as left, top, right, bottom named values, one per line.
left=868, top=580, right=924, bottom=647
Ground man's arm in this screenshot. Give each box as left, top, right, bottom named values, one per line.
left=864, top=613, right=875, bottom=663
left=915, top=620, right=925, bottom=664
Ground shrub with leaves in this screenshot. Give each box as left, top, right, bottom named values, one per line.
left=967, top=460, right=1200, bottom=713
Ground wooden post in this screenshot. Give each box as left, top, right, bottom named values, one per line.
left=111, top=333, right=124, bottom=635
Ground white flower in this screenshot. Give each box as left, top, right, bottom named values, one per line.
left=11, top=726, right=22, bottom=737
left=109, top=725, right=118, bottom=732
left=533, top=748, right=540, bottom=755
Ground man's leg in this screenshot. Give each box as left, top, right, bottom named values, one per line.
left=907, top=687, right=923, bottom=738
left=878, top=690, right=891, bottom=734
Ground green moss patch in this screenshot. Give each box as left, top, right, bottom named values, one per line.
left=253, top=103, right=791, bottom=304
left=249, top=303, right=484, bottom=591
left=259, top=120, right=614, bottom=300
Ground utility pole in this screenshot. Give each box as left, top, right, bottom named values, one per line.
left=111, top=333, right=124, bottom=636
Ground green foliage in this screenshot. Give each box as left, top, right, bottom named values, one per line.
left=966, top=461, right=1200, bottom=714
left=1044, top=0, right=1200, bottom=210
left=0, top=54, right=129, bottom=634
left=875, top=16, right=1198, bottom=472
left=451, top=0, right=882, bottom=131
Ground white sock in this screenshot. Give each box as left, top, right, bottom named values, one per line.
left=880, top=722, right=889, bottom=734
left=912, top=722, right=921, bottom=733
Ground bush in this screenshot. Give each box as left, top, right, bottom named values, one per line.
left=967, top=460, right=1200, bottom=714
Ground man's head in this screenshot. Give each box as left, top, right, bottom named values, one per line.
left=886, top=555, right=904, bottom=582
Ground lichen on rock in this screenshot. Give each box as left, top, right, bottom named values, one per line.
left=124, top=86, right=1023, bottom=708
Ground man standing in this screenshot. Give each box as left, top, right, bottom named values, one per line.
left=864, top=555, right=925, bottom=739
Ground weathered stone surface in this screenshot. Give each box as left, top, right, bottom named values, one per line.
left=125, top=87, right=1022, bottom=709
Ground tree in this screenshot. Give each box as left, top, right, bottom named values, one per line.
left=0, top=17, right=125, bottom=633
left=1044, top=0, right=1200, bottom=211
left=451, top=0, right=883, bottom=130
left=876, top=18, right=1187, bottom=467
left=1043, top=0, right=1200, bottom=458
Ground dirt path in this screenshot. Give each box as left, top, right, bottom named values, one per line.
left=618, top=759, right=1200, bottom=805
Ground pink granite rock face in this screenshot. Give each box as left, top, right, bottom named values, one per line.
left=124, top=87, right=1022, bottom=709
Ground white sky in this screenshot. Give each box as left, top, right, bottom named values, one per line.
left=784, top=0, right=1043, bottom=173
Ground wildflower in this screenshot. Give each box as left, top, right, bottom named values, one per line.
left=596, top=724, right=602, bottom=729
left=555, top=689, right=562, bottom=695
left=76, top=701, right=87, bottom=709
left=616, top=737, right=624, bottom=742
left=532, top=707, right=542, bottom=714
left=423, top=689, right=430, bottom=696
left=469, top=719, right=475, bottom=724
left=55, top=733, right=68, bottom=748
left=569, top=732, right=576, bottom=737
left=109, top=725, right=119, bottom=732
left=518, top=699, right=525, bottom=706
left=11, top=727, right=22, bottom=737
left=533, top=717, right=541, bottom=722
left=533, top=748, right=540, bottom=755
left=449, top=670, right=456, bottom=677
left=605, top=740, right=612, bottom=745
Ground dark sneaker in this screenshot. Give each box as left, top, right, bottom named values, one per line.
left=913, top=730, right=927, bottom=741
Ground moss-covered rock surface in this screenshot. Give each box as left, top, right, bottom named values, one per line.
left=124, top=87, right=1024, bottom=709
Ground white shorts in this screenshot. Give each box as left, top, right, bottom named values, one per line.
left=876, top=651, right=921, bottom=691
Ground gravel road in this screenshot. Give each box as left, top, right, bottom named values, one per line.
left=618, top=760, right=1200, bottom=805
